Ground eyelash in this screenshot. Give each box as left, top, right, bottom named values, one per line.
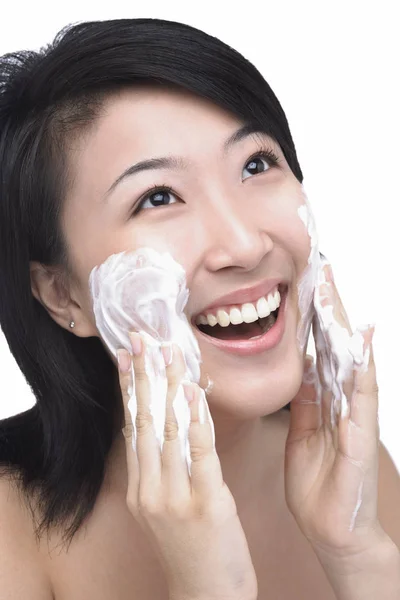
left=131, top=144, right=281, bottom=216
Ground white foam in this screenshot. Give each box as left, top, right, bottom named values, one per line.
left=89, top=247, right=215, bottom=474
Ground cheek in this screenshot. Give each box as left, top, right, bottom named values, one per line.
left=281, top=217, right=312, bottom=275
left=126, top=223, right=197, bottom=276
left=252, top=179, right=313, bottom=272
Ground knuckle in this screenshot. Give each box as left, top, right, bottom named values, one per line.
left=163, top=416, right=179, bottom=441
left=190, top=442, right=210, bottom=462
left=122, top=422, right=135, bottom=440
left=371, top=381, right=379, bottom=398
left=164, top=499, right=188, bottom=519
left=138, top=494, right=160, bottom=517
left=134, top=367, right=148, bottom=383
left=135, top=411, right=154, bottom=434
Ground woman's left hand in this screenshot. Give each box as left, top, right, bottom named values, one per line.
left=284, top=264, right=390, bottom=564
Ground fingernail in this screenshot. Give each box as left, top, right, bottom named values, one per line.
left=354, top=324, right=375, bottom=366
left=304, top=355, right=314, bottom=370
left=117, top=349, right=131, bottom=372
left=161, top=343, right=173, bottom=366
left=129, top=332, right=142, bottom=356
left=358, top=322, right=376, bottom=333
left=358, top=323, right=375, bottom=347
left=325, top=264, right=334, bottom=284
left=183, top=383, right=195, bottom=403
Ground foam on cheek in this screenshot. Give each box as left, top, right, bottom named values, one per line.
left=88, top=247, right=215, bottom=474
left=296, top=184, right=374, bottom=530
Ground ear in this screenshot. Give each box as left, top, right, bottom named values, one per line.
left=30, top=261, right=98, bottom=338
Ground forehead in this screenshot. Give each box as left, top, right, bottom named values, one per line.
left=64, top=86, right=282, bottom=218
left=87, top=86, right=243, bottom=156
left=66, top=86, right=262, bottom=206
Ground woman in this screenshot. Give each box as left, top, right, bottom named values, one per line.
left=0, top=18, right=399, bottom=600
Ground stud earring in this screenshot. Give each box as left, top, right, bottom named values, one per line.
left=69, top=321, right=75, bottom=329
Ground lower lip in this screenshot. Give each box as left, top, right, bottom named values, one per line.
left=195, top=288, right=288, bottom=356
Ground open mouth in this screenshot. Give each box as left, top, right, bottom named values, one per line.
left=193, top=284, right=287, bottom=342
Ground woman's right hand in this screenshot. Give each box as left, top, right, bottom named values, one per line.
left=117, top=332, right=258, bottom=600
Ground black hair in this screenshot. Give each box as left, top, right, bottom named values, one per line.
left=0, top=18, right=302, bottom=548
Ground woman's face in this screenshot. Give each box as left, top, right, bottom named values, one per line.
left=62, top=86, right=311, bottom=419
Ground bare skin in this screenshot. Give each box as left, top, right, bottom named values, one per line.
left=29, top=411, right=336, bottom=600
left=11, top=85, right=398, bottom=598
left=1, top=401, right=398, bottom=599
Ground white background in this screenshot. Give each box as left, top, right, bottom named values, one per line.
left=0, top=1, right=399, bottom=470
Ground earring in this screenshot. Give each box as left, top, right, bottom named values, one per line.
left=69, top=320, right=75, bottom=329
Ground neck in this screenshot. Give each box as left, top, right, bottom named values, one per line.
left=210, top=409, right=286, bottom=511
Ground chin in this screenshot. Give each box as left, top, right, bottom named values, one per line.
left=200, top=349, right=305, bottom=420
left=194, top=280, right=308, bottom=420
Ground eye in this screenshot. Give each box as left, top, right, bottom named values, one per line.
left=132, top=184, right=178, bottom=214
left=131, top=145, right=281, bottom=215
left=242, top=146, right=280, bottom=181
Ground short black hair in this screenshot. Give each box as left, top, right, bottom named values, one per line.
left=0, top=18, right=301, bottom=549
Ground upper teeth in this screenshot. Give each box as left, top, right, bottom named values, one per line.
left=195, top=287, right=281, bottom=328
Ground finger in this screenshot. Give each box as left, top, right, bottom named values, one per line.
left=186, top=384, right=223, bottom=497
left=349, top=327, right=378, bottom=435
left=160, top=343, right=191, bottom=497
left=323, top=264, right=352, bottom=333
left=287, top=355, right=321, bottom=444
left=322, top=269, right=377, bottom=431
left=312, top=315, right=334, bottom=427
left=117, top=348, right=139, bottom=496
left=312, top=311, right=329, bottom=389
left=316, top=268, right=354, bottom=426
left=129, top=332, right=162, bottom=485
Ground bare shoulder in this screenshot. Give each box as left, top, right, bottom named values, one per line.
left=0, top=474, right=54, bottom=599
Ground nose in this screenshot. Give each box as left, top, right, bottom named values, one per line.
left=200, top=196, right=274, bottom=273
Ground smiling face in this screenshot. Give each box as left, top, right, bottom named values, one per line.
left=60, top=85, right=312, bottom=419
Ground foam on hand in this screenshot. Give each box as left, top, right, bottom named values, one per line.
left=296, top=184, right=373, bottom=426
left=88, top=247, right=215, bottom=474
left=87, top=183, right=372, bottom=481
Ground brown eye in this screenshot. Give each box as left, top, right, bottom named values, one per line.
left=133, top=185, right=177, bottom=214
left=244, top=156, right=269, bottom=176
left=242, top=148, right=280, bottom=180
left=131, top=146, right=281, bottom=217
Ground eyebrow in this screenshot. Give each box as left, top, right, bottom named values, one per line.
left=103, top=123, right=270, bottom=200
